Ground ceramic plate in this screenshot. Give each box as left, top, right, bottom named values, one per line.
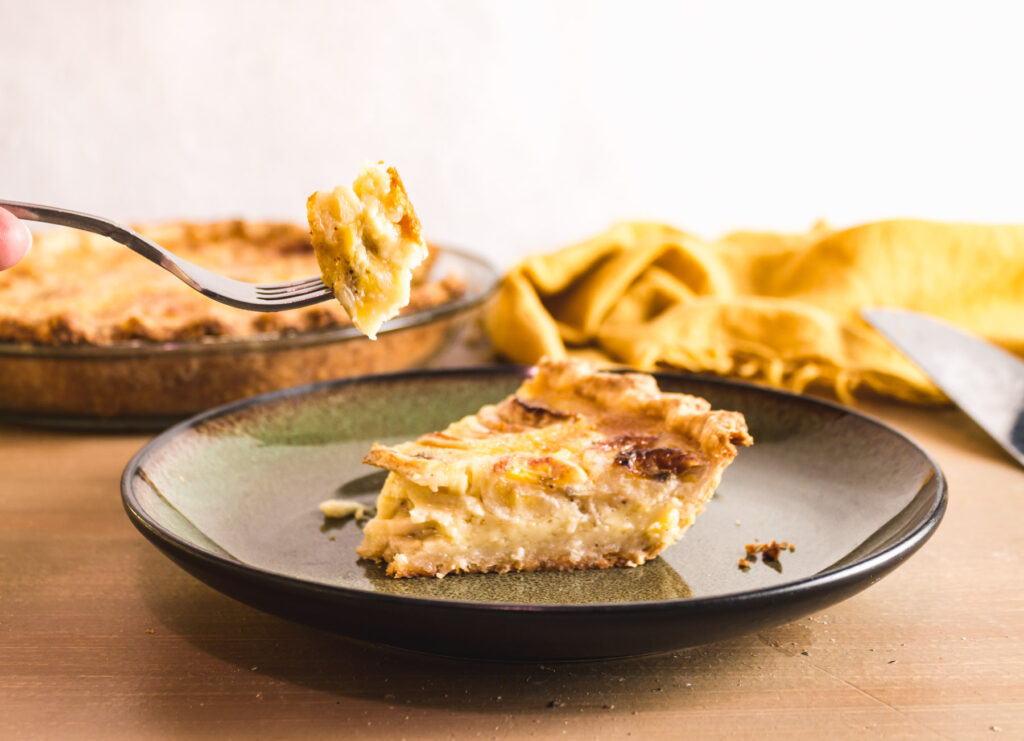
left=122, top=367, right=946, bottom=661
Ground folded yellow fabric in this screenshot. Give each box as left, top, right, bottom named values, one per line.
left=484, top=220, right=1024, bottom=403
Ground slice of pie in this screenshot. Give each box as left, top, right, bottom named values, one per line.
left=307, top=162, right=429, bottom=339
left=357, top=357, right=753, bottom=578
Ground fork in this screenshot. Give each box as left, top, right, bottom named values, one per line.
left=0, top=200, right=334, bottom=311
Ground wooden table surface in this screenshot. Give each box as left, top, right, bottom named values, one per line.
left=2, top=361, right=1023, bottom=739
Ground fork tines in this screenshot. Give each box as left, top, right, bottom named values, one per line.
left=255, top=277, right=331, bottom=298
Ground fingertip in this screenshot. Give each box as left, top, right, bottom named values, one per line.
left=0, top=207, right=32, bottom=271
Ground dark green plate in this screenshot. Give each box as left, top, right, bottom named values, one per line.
left=121, top=367, right=946, bottom=661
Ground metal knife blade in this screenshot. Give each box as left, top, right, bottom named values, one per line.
left=862, top=308, right=1024, bottom=468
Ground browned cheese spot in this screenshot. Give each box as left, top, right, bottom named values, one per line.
left=614, top=446, right=704, bottom=480
left=499, top=396, right=575, bottom=428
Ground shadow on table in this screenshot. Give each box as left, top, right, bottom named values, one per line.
left=135, top=548, right=817, bottom=728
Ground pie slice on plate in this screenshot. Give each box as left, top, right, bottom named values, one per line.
left=357, top=357, right=753, bottom=577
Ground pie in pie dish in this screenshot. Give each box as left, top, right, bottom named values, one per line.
left=307, top=163, right=429, bottom=339
left=0, top=220, right=473, bottom=420
left=0, top=220, right=456, bottom=345
left=357, top=357, right=753, bottom=578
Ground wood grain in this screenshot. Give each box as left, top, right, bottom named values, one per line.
left=1, top=397, right=1022, bottom=740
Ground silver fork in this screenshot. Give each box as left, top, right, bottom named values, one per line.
left=0, top=200, right=333, bottom=311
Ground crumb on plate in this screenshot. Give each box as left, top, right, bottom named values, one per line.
left=738, top=539, right=795, bottom=569
left=319, top=498, right=370, bottom=521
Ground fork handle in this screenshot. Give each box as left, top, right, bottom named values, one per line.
left=0, top=199, right=198, bottom=290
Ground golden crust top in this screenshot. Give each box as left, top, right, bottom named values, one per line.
left=517, top=357, right=754, bottom=457
left=363, top=357, right=753, bottom=491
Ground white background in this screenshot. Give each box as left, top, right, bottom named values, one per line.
left=2, top=1, right=1023, bottom=269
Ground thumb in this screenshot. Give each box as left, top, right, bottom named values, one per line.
left=0, top=207, right=33, bottom=270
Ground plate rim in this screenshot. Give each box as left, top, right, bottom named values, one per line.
left=121, top=365, right=948, bottom=617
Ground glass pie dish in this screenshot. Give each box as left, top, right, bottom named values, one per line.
left=0, top=245, right=497, bottom=429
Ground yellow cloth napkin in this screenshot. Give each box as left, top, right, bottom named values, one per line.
left=484, top=220, right=1024, bottom=403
